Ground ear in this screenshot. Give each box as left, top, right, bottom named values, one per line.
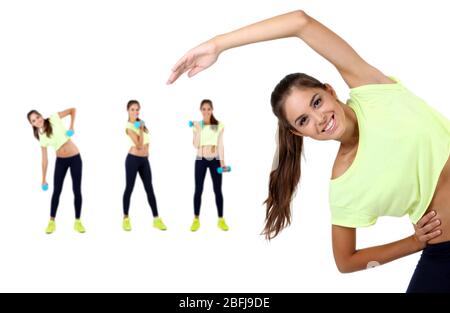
left=324, top=83, right=337, bottom=98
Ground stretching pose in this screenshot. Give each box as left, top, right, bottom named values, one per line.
left=28, top=109, right=86, bottom=234
left=168, top=10, right=450, bottom=292
left=190, top=99, right=229, bottom=232
left=122, top=100, right=167, bottom=231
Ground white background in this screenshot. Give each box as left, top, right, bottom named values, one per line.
left=0, top=0, right=449, bottom=292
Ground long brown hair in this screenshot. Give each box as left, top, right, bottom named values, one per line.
left=27, top=110, right=53, bottom=140
left=264, top=73, right=326, bottom=240
left=127, top=100, right=148, bottom=133
left=200, top=99, right=219, bottom=131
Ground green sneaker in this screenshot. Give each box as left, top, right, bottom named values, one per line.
left=153, top=217, right=167, bottom=231
left=190, top=218, right=200, bottom=232
left=46, top=220, right=56, bottom=234
left=74, top=220, right=86, bottom=233
left=218, top=218, right=229, bottom=231
left=123, top=217, right=132, bottom=232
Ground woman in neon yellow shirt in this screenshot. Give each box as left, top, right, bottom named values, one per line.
left=167, top=10, right=450, bottom=292
left=27, top=108, right=86, bottom=234
left=191, top=99, right=230, bottom=232
left=122, top=100, right=167, bottom=232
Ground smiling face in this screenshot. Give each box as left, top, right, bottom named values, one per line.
left=201, top=102, right=213, bottom=121
left=128, top=103, right=140, bottom=121
left=28, top=112, right=45, bottom=129
left=283, top=84, right=347, bottom=141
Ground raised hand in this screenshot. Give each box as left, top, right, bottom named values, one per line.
left=167, top=40, right=220, bottom=84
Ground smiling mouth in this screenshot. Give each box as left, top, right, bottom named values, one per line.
left=322, top=114, right=336, bottom=134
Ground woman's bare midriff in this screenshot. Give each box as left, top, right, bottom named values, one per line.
left=56, top=140, right=80, bottom=158
left=129, top=144, right=149, bottom=157
left=196, top=145, right=220, bottom=160
left=424, top=155, right=450, bottom=244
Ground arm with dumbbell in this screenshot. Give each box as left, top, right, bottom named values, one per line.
left=193, top=122, right=201, bottom=149
left=126, top=128, right=144, bottom=150
left=59, top=108, right=76, bottom=135
left=218, top=128, right=226, bottom=168
left=138, top=123, right=145, bottom=149
left=41, top=147, right=48, bottom=190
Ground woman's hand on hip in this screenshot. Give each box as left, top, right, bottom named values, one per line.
left=414, top=210, right=442, bottom=247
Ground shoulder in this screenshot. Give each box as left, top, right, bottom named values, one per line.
left=126, top=122, right=135, bottom=131
left=50, top=113, right=61, bottom=123
left=349, top=76, right=403, bottom=97
left=347, top=66, right=396, bottom=89
left=126, top=126, right=135, bottom=135
left=39, top=133, right=49, bottom=146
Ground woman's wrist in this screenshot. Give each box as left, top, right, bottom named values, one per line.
left=411, top=234, right=426, bottom=251
left=211, top=35, right=227, bottom=54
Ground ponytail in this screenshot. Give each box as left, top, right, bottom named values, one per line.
left=264, top=122, right=303, bottom=239
left=264, top=73, right=325, bottom=239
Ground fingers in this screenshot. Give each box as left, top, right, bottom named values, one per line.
left=167, top=63, right=201, bottom=84
left=167, top=67, right=184, bottom=85
left=167, top=54, right=193, bottom=84
left=172, top=54, right=189, bottom=73
left=167, top=72, right=178, bottom=85
left=420, top=219, right=441, bottom=235
left=167, top=62, right=184, bottom=85
left=417, top=211, right=436, bottom=228
left=167, top=64, right=189, bottom=85
left=414, top=210, right=443, bottom=243
left=188, top=66, right=203, bottom=78
left=422, top=229, right=442, bottom=242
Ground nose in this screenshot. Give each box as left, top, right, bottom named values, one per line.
left=314, top=112, right=327, bottom=129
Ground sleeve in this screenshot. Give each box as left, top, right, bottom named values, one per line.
left=349, top=76, right=404, bottom=99
left=331, top=206, right=378, bottom=228
left=39, top=136, right=48, bottom=148
left=50, top=113, right=62, bottom=125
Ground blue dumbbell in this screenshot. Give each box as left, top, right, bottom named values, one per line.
left=42, top=183, right=49, bottom=191
left=134, top=120, right=145, bottom=129
left=66, top=130, right=74, bottom=137
left=217, top=166, right=232, bottom=174
left=189, top=121, right=204, bottom=128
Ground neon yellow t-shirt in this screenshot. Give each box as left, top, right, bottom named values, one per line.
left=193, top=122, right=224, bottom=146
left=329, top=78, right=450, bottom=228
left=126, top=122, right=150, bottom=147
left=39, top=113, right=70, bottom=151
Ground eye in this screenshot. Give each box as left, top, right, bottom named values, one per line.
left=313, top=98, right=321, bottom=108
left=299, top=116, right=308, bottom=127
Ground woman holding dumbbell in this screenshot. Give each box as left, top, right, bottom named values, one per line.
left=27, top=109, right=86, bottom=234
left=122, top=100, right=167, bottom=232
left=190, top=99, right=229, bottom=232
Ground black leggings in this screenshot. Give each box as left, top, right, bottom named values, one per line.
left=51, top=154, right=83, bottom=219
left=194, top=157, right=223, bottom=217
left=407, top=240, right=450, bottom=293
left=123, top=154, right=159, bottom=217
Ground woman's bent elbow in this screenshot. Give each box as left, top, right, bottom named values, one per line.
left=293, top=10, right=311, bottom=34
left=335, top=260, right=357, bottom=274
